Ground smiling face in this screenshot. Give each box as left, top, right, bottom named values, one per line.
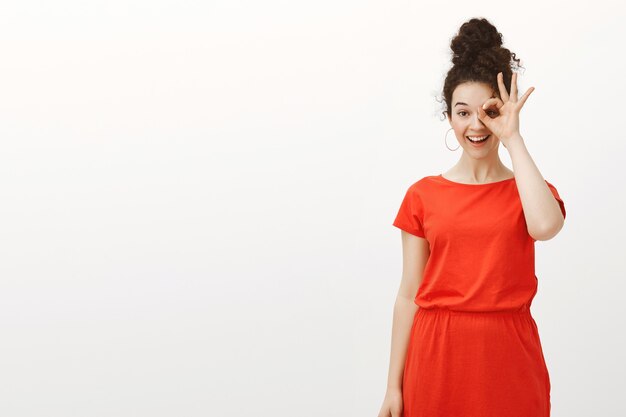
left=447, top=82, right=501, bottom=157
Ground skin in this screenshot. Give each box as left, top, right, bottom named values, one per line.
left=378, top=72, right=565, bottom=417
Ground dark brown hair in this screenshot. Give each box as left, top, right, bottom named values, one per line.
left=439, top=18, right=524, bottom=120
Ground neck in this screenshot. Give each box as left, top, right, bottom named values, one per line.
left=450, top=155, right=511, bottom=182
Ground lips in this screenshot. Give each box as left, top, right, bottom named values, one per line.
left=466, top=135, right=490, bottom=143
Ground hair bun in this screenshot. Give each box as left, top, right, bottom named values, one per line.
left=450, top=18, right=503, bottom=66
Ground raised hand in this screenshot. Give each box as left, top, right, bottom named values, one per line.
left=477, top=72, right=534, bottom=147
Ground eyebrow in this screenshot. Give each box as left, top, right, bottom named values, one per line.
left=455, top=96, right=497, bottom=107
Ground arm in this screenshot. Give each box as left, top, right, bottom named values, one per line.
left=386, top=231, right=429, bottom=391
left=378, top=231, right=429, bottom=416
left=476, top=72, right=564, bottom=242
left=506, top=135, right=565, bottom=241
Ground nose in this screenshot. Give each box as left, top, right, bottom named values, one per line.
left=472, top=112, right=486, bottom=128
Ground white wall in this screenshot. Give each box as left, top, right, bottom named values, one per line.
left=0, top=1, right=623, bottom=416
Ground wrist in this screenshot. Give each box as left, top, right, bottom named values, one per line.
left=502, top=132, right=523, bottom=143
left=386, top=385, right=402, bottom=393
left=501, top=133, right=524, bottom=151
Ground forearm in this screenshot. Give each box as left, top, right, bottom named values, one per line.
left=386, top=294, right=419, bottom=391
left=506, top=134, right=564, bottom=238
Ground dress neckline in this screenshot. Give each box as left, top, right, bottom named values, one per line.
left=436, top=173, right=516, bottom=186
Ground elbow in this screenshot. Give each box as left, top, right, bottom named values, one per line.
left=530, top=218, right=565, bottom=241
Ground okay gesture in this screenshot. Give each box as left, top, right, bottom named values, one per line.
left=477, top=72, right=535, bottom=147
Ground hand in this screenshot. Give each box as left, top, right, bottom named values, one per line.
left=377, top=388, right=403, bottom=417
left=477, top=71, right=534, bottom=147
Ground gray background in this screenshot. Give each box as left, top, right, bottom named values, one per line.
left=0, top=1, right=623, bottom=416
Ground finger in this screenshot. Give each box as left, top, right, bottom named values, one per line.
left=510, top=72, right=518, bottom=102
left=482, top=97, right=504, bottom=110
left=497, top=72, right=509, bottom=102
left=517, top=86, right=535, bottom=108
left=476, top=106, right=493, bottom=126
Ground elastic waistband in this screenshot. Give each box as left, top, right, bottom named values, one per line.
left=417, top=306, right=532, bottom=316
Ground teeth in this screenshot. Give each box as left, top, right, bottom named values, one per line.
left=467, top=135, right=489, bottom=142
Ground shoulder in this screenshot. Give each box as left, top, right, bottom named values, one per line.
left=404, top=175, right=439, bottom=194
left=397, top=176, right=440, bottom=206
left=405, top=175, right=437, bottom=189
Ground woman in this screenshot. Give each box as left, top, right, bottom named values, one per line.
left=378, top=18, right=566, bottom=417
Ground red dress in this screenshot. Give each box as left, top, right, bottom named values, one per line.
left=392, top=174, right=566, bottom=417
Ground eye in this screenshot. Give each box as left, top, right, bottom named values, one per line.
left=458, top=110, right=498, bottom=117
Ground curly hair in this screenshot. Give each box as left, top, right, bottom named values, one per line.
left=439, top=18, right=524, bottom=120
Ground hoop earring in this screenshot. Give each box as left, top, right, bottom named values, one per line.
left=445, top=128, right=460, bottom=151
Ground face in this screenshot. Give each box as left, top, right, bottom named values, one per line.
left=447, top=82, right=501, bottom=158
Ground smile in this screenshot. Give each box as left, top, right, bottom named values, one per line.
left=466, top=135, right=490, bottom=143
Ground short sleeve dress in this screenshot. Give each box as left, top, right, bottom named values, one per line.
left=392, top=174, right=566, bottom=417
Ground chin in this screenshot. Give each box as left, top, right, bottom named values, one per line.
left=465, top=145, right=496, bottom=158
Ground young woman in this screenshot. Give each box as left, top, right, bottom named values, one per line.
left=378, top=18, right=566, bottom=417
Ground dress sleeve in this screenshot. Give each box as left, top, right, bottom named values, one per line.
left=392, top=184, right=426, bottom=238
left=545, top=180, right=566, bottom=220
